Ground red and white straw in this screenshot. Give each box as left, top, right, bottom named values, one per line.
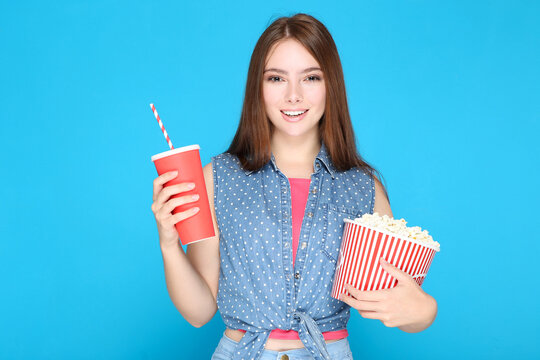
left=150, top=103, right=174, bottom=150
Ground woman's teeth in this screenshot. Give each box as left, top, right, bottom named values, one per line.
left=281, top=110, right=307, bottom=117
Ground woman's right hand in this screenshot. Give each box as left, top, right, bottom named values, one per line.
left=151, top=171, right=200, bottom=250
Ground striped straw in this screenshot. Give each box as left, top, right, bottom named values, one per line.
left=150, top=103, right=174, bottom=150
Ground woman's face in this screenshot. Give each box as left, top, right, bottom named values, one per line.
left=262, top=38, right=326, bottom=141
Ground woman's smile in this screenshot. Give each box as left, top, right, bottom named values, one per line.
left=280, top=109, right=309, bottom=122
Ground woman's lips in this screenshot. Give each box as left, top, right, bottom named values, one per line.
left=280, top=109, right=309, bottom=122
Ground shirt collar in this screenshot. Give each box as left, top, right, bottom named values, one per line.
left=243, top=142, right=336, bottom=179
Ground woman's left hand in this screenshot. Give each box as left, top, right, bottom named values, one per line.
left=339, top=258, right=437, bottom=332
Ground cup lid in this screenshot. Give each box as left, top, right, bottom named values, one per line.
left=151, top=144, right=200, bottom=161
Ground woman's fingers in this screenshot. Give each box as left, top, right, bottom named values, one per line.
left=358, top=311, right=383, bottom=320
left=160, top=194, right=200, bottom=215
left=152, top=171, right=178, bottom=202
left=154, top=182, right=196, bottom=212
left=344, top=284, right=388, bottom=302
left=171, top=207, right=200, bottom=224
left=339, top=294, right=382, bottom=312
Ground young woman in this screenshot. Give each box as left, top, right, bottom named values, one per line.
left=151, top=13, right=437, bottom=360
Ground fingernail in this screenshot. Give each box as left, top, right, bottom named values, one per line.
left=171, top=171, right=178, bottom=176
left=380, top=258, right=387, bottom=264
left=191, top=194, right=199, bottom=200
left=188, top=183, right=195, bottom=189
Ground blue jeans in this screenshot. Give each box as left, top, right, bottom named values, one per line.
left=211, top=332, right=354, bottom=360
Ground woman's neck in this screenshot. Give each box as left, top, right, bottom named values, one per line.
left=271, top=129, right=320, bottom=159
left=270, top=132, right=320, bottom=178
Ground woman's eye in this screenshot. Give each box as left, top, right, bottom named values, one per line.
left=267, top=76, right=282, bottom=82
left=306, top=75, right=321, bottom=81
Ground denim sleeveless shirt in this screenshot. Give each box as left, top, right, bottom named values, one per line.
left=211, top=142, right=375, bottom=360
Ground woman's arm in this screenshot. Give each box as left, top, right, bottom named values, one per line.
left=373, top=177, right=393, bottom=217
left=160, top=163, right=220, bottom=328
left=339, top=177, right=438, bottom=333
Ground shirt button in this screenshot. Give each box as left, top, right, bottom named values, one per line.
left=280, top=355, right=290, bottom=360
left=312, top=188, right=317, bottom=194
left=284, top=242, right=289, bottom=248
left=307, top=212, right=313, bottom=217
left=294, top=272, right=300, bottom=279
left=301, top=242, right=307, bottom=249
left=316, top=163, right=320, bottom=168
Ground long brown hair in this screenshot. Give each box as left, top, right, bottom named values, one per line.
left=226, top=13, right=389, bottom=202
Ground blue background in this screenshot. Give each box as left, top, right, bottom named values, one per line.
left=1, top=0, right=538, bottom=359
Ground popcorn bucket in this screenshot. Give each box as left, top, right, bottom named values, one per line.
left=331, top=219, right=439, bottom=300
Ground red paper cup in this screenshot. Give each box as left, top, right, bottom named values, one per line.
left=151, top=145, right=215, bottom=246
left=332, top=219, right=439, bottom=300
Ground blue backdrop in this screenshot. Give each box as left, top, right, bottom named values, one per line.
left=1, top=0, right=538, bottom=359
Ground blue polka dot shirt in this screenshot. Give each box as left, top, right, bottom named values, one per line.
left=211, top=142, right=375, bottom=360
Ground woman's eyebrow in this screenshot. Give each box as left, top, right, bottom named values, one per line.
left=263, top=67, right=322, bottom=74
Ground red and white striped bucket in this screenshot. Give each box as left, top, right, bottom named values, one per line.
left=332, top=219, right=439, bottom=300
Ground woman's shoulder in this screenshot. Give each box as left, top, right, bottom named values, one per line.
left=335, top=165, right=376, bottom=198
left=211, top=152, right=245, bottom=172
left=336, top=165, right=374, bottom=184
left=212, top=151, right=240, bottom=162
left=212, top=151, right=238, bottom=161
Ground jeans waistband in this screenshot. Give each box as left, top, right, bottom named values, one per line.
left=215, top=331, right=352, bottom=360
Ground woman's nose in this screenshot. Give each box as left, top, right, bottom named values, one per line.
left=285, top=82, right=303, bottom=103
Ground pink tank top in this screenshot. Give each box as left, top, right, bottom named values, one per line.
left=237, top=178, right=348, bottom=341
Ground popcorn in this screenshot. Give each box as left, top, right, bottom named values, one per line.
left=353, top=212, right=440, bottom=251
left=331, top=213, right=440, bottom=298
